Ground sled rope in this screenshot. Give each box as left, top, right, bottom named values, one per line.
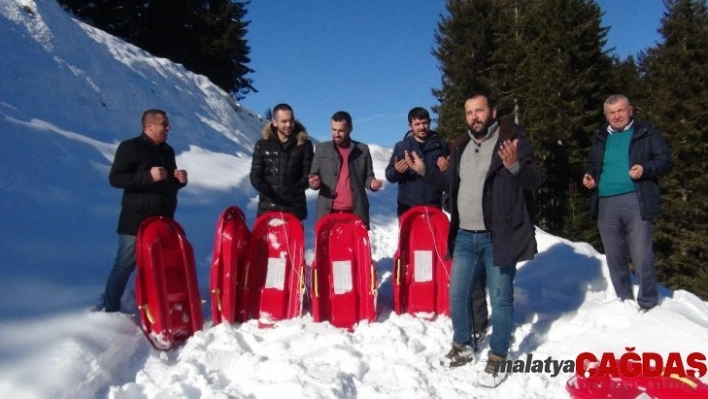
left=279, top=212, right=304, bottom=315
left=424, top=206, right=451, bottom=281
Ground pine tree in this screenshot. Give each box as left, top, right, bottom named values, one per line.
left=607, top=56, right=647, bottom=110
left=431, top=0, right=516, bottom=140
left=57, top=0, right=255, bottom=98
left=198, top=1, right=255, bottom=99
left=513, top=0, right=612, bottom=238
left=640, top=0, right=708, bottom=299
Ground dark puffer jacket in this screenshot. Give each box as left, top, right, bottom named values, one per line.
left=109, top=134, right=186, bottom=235
left=385, top=131, right=449, bottom=209
left=586, top=119, right=672, bottom=221
left=250, top=121, right=314, bottom=220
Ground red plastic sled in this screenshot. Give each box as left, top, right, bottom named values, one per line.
left=567, top=372, right=708, bottom=399
left=393, top=206, right=451, bottom=318
left=311, top=213, right=377, bottom=330
left=241, top=212, right=305, bottom=327
left=135, top=217, right=203, bottom=350
left=209, top=206, right=251, bottom=325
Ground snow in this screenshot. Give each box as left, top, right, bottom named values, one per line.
left=1, top=1, right=707, bottom=398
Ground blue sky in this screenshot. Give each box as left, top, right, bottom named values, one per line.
left=241, top=1, right=666, bottom=148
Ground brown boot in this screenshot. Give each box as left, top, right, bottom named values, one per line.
left=478, top=352, right=509, bottom=387
left=440, top=343, right=477, bottom=368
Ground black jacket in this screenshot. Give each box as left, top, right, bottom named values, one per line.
left=109, top=134, right=186, bottom=235
left=385, top=131, right=449, bottom=209
left=586, top=119, right=672, bottom=220
left=250, top=121, right=314, bottom=220
left=423, top=120, right=542, bottom=266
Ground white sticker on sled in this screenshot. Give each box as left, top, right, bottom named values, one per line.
left=414, top=250, right=433, bottom=282
left=265, top=257, right=286, bottom=289
left=333, top=260, right=353, bottom=294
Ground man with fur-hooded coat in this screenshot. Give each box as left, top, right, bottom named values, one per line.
left=250, top=103, right=314, bottom=220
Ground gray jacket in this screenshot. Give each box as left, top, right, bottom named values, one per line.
left=310, top=140, right=377, bottom=229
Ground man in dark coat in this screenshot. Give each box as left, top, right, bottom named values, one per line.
left=250, top=103, right=314, bottom=220
left=102, top=109, right=188, bottom=312
left=405, top=92, right=542, bottom=387
left=386, top=107, right=450, bottom=216
left=583, top=94, right=672, bottom=313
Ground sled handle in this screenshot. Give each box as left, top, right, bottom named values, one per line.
left=370, top=266, right=375, bottom=295
left=396, top=259, right=400, bottom=286
left=139, top=304, right=155, bottom=324
left=669, top=374, right=698, bottom=388
left=313, top=269, right=319, bottom=298
left=212, top=288, right=222, bottom=312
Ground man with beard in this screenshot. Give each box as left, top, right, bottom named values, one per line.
left=385, top=106, right=450, bottom=216
left=404, top=92, right=542, bottom=387
left=309, top=110, right=383, bottom=229
left=250, top=103, right=314, bottom=220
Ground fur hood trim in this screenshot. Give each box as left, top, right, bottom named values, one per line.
left=261, top=120, right=309, bottom=145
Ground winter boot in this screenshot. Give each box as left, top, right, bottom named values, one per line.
left=478, top=352, right=509, bottom=387
left=440, top=343, right=477, bottom=368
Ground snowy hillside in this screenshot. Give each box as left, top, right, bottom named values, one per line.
left=1, top=1, right=707, bottom=398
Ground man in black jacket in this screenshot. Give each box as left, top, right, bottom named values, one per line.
left=583, top=94, right=672, bottom=313
left=102, top=109, right=188, bottom=312
left=250, top=103, right=314, bottom=220
left=405, top=91, right=542, bottom=387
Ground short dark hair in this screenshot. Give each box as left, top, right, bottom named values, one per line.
left=272, top=103, right=293, bottom=117
left=331, top=110, right=352, bottom=127
left=407, top=107, right=430, bottom=124
left=466, top=90, right=496, bottom=110
left=141, top=109, right=167, bottom=127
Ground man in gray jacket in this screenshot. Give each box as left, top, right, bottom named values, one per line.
left=308, top=111, right=383, bottom=229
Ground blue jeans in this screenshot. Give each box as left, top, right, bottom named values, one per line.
left=103, top=234, right=137, bottom=312
left=598, top=193, right=657, bottom=308
left=450, top=230, right=516, bottom=357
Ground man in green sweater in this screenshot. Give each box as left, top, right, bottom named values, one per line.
left=583, top=95, right=672, bottom=312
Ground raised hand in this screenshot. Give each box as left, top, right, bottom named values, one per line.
left=403, top=150, right=426, bottom=175
left=629, top=165, right=644, bottom=180
left=394, top=157, right=409, bottom=173
left=370, top=178, right=383, bottom=191
left=437, top=156, right=449, bottom=172
left=308, top=173, right=321, bottom=189
left=150, top=166, right=167, bottom=182
left=582, top=173, right=596, bottom=189
left=174, top=169, right=188, bottom=184
left=498, top=139, right=519, bottom=170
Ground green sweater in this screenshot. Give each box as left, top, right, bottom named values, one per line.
left=598, top=129, right=635, bottom=197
